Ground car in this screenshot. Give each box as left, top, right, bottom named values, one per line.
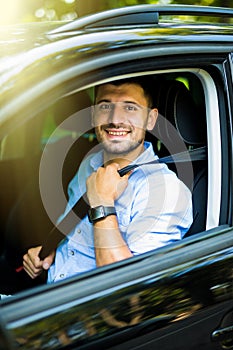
left=1, top=4, right=233, bottom=349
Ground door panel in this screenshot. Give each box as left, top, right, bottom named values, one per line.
left=1, top=227, right=233, bottom=349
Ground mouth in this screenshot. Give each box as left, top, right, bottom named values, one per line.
left=102, top=124, right=132, bottom=138
left=106, top=130, right=130, bottom=136
left=105, top=129, right=131, bottom=141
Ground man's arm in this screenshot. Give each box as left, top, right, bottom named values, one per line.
left=94, top=215, right=132, bottom=266
left=86, top=163, right=133, bottom=267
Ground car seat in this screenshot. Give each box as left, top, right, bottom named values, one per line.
left=150, top=79, right=207, bottom=236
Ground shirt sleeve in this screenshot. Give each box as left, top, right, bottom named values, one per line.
left=123, top=168, right=193, bottom=255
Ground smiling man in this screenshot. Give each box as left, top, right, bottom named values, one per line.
left=23, top=78, right=193, bottom=282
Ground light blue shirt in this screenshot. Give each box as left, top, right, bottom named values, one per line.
left=48, top=142, right=193, bottom=283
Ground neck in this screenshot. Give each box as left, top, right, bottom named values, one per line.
left=104, top=143, right=145, bottom=169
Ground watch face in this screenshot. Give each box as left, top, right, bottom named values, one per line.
left=88, top=206, right=116, bottom=223
left=88, top=206, right=105, bottom=223
left=92, top=206, right=105, bottom=221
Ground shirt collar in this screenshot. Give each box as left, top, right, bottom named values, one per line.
left=89, top=141, right=157, bottom=171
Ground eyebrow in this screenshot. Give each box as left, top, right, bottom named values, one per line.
left=96, top=99, right=143, bottom=109
left=96, top=99, right=111, bottom=104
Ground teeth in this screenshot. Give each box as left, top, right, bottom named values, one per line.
left=108, top=131, right=128, bottom=136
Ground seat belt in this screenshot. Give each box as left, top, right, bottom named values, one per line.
left=36, top=146, right=206, bottom=260
left=118, top=146, right=206, bottom=176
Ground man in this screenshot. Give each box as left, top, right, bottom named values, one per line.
left=23, top=78, right=193, bottom=282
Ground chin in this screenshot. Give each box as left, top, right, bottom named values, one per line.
left=102, top=140, right=143, bottom=155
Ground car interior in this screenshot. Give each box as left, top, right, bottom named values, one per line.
left=0, top=71, right=208, bottom=295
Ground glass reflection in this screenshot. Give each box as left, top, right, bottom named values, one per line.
left=8, top=251, right=233, bottom=349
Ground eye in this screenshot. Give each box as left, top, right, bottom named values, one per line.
left=97, top=103, right=112, bottom=111
left=124, top=104, right=138, bottom=112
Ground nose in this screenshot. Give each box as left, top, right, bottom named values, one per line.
left=108, top=103, right=126, bottom=124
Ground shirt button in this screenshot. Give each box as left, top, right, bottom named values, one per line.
left=59, top=274, right=65, bottom=278
left=77, top=229, right=81, bottom=234
left=70, top=250, right=75, bottom=256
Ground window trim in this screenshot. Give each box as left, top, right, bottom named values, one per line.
left=197, top=69, right=221, bottom=230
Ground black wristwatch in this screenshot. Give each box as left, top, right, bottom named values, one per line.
left=88, top=205, right=116, bottom=224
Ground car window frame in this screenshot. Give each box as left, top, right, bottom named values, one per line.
left=0, top=57, right=226, bottom=250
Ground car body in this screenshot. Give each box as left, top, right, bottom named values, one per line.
left=1, top=4, right=233, bottom=349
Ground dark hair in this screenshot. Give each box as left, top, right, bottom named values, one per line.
left=95, top=77, right=153, bottom=108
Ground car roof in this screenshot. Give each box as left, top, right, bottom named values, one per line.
left=1, top=5, right=233, bottom=63
left=1, top=4, right=233, bottom=129
left=47, top=4, right=233, bottom=38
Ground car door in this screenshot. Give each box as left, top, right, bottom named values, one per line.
left=1, top=226, right=233, bottom=350
left=1, top=32, right=233, bottom=350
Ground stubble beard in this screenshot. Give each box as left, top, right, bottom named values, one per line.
left=101, top=138, right=144, bottom=156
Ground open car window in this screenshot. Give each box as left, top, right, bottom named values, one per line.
left=0, top=67, right=222, bottom=296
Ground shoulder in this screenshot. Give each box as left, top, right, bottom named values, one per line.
left=130, top=163, right=191, bottom=201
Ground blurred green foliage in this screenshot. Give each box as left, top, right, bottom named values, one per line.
left=0, top=0, right=232, bottom=25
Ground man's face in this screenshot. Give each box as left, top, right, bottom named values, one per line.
left=92, top=83, right=157, bottom=156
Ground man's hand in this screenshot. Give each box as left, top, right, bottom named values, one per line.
left=86, top=163, right=133, bottom=266
left=23, top=246, right=55, bottom=279
left=86, top=163, right=129, bottom=207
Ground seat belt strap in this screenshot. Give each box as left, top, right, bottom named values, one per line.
left=38, top=146, right=207, bottom=260
left=118, top=146, right=207, bottom=176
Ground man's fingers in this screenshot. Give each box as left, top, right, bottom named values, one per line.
left=42, top=252, right=55, bottom=270
left=23, top=246, right=55, bottom=279
left=23, top=247, right=43, bottom=279
left=23, top=261, right=41, bottom=279
left=23, top=258, right=42, bottom=279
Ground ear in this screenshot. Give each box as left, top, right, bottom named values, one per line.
left=146, top=108, right=158, bottom=131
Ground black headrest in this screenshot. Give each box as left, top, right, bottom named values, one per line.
left=153, top=80, right=206, bottom=153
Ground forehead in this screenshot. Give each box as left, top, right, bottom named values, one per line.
left=96, top=83, right=148, bottom=106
